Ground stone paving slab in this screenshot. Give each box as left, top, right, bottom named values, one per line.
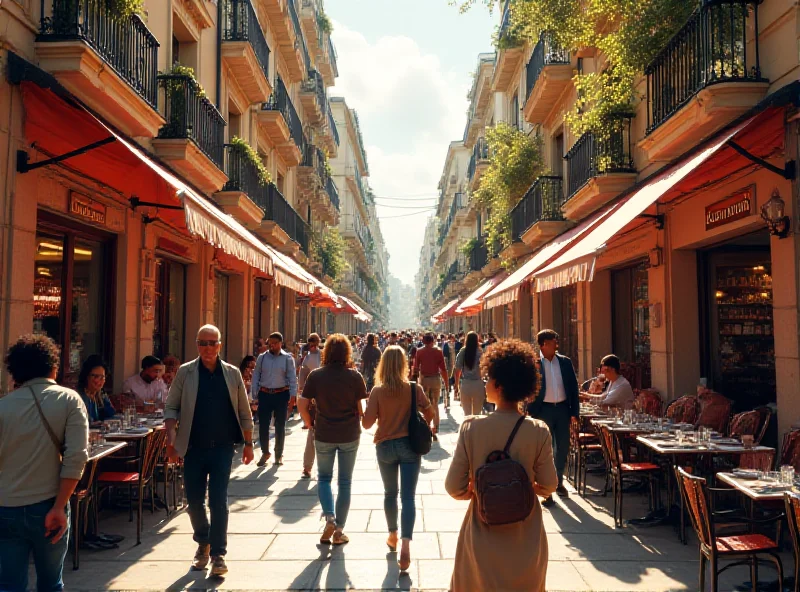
left=43, top=404, right=796, bottom=590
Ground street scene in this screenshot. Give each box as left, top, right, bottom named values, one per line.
left=2, top=0, right=800, bottom=591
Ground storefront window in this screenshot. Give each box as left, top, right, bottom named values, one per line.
left=214, top=272, right=229, bottom=360
left=33, top=231, right=110, bottom=386
left=153, top=258, right=185, bottom=360
left=554, top=285, right=578, bottom=372
left=612, top=261, right=651, bottom=388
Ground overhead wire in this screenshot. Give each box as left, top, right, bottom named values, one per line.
left=378, top=209, right=436, bottom=219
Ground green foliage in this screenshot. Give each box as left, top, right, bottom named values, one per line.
left=317, top=9, right=333, bottom=35
left=310, top=227, right=348, bottom=281
left=105, top=0, right=143, bottom=18
left=168, top=64, right=206, bottom=98
left=229, top=137, right=271, bottom=186
left=473, top=123, right=544, bottom=252
left=459, top=237, right=479, bottom=258
left=456, top=0, right=697, bottom=138
left=360, top=270, right=378, bottom=293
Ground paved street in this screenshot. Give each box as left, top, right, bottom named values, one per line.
left=54, top=405, right=789, bottom=591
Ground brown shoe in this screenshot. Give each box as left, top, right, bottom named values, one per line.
left=321, top=517, right=336, bottom=544
left=191, top=543, right=210, bottom=570
left=210, top=555, right=228, bottom=577
left=332, top=530, right=349, bottom=545
left=257, top=453, right=270, bottom=467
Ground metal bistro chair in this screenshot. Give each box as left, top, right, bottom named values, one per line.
left=696, top=391, right=733, bottom=434
left=97, top=429, right=167, bottom=544
left=676, top=467, right=783, bottom=592
left=784, top=491, right=800, bottom=592
left=665, top=395, right=700, bottom=425
left=599, top=425, right=661, bottom=528
left=569, top=416, right=602, bottom=497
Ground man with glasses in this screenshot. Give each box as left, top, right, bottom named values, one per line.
left=165, top=325, right=254, bottom=577
left=526, top=329, right=580, bottom=508
left=251, top=331, right=297, bottom=467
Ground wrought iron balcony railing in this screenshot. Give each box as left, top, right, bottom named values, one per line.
left=325, top=176, right=340, bottom=211
left=157, top=73, right=226, bottom=170
left=262, top=183, right=309, bottom=254
left=39, top=0, right=159, bottom=108
left=223, top=142, right=267, bottom=198
left=328, top=37, right=339, bottom=77
left=565, top=117, right=634, bottom=199
left=510, top=176, right=565, bottom=241
left=262, top=76, right=305, bottom=152
left=525, top=31, right=570, bottom=102
left=327, top=103, right=340, bottom=146
left=303, top=143, right=328, bottom=183
left=645, top=1, right=764, bottom=134
left=469, top=236, right=489, bottom=272
left=438, top=193, right=466, bottom=246
left=288, top=0, right=311, bottom=71
left=302, top=69, right=327, bottom=116
left=467, top=137, right=489, bottom=181
left=222, top=0, right=270, bottom=83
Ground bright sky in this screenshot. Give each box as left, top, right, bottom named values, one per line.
left=328, top=0, right=495, bottom=286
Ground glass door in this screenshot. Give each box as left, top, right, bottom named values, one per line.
left=214, top=272, right=229, bottom=360
left=153, top=258, right=186, bottom=360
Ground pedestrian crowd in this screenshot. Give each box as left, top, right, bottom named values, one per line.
left=0, top=323, right=635, bottom=592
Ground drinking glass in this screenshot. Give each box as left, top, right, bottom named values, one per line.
left=677, top=430, right=685, bottom=445
left=782, top=465, right=795, bottom=485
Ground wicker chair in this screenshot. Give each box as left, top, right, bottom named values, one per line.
left=568, top=416, right=601, bottom=497
left=728, top=410, right=762, bottom=441
left=780, top=430, right=800, bottom=470
left=784, top=492, right=800, bottom=592
left=676, top=467, right=783, bottom=591
left=665, top=395, right=700, bottom=425
left=738, top=449, right=775, bottom=472
left=753, top=406, right=773, bottom=445
left=633, top=389, right=663, bottom=417
left=696, top=391, right=732, bottom=434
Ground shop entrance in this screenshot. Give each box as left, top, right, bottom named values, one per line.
left=553, top=284, right=579, bottom=372
left=699, top=232, right=775, bottom=411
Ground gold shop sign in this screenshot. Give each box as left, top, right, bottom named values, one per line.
left=69, top=192, right=106, bottom=226
left=705, top=186, right=753, bottom=231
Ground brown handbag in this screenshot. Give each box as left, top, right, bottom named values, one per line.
left=29, top=387, right=65, bottom=460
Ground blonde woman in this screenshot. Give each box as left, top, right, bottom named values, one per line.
left=362, top=346, right=435, bottom=571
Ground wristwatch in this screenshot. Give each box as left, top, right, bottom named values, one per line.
left=244, top=440, right=254, bottom=447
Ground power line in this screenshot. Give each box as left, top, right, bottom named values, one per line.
left=378, top=209, right=436, bottom=219
left=374, top=203, right=440, bottom=209
left=373, top=195, right=440, bottom=202
left=372, top=190, right=441, bottom=198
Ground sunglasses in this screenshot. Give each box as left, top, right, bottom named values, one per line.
left=197, top=340, right=221, bottom=347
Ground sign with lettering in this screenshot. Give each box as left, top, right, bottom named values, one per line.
left=69, top=192, right=106, bottom=226
left=705, top=187, right=753, bottom=231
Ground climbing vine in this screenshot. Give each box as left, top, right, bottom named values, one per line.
left=459, top=237, right=479, bottom=258
left=317, top=9, right=333, bottom=35
left=473, top=122, right=544, bottom=255
left=310, top=227, right=348, bottom=281
left=456, top=0, right=696, bottom=138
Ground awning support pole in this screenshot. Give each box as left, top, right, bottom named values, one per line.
left=16, top=136, right=117, bottom=173
left=726, top=141, right=796, bottom=180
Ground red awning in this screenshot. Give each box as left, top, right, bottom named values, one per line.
left=483, top=206, right=617, bottom=309
left=431, top=298, right=461, bottom=324
left=534, top=110, right=777, bottom=292
left=337, top=296, right=372, bottom=322
left=454, top=273, right=507, bottom=316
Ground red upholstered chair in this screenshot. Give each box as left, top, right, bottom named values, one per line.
left=696, top=391, right=732, bottom=434
left=633, top=389, right=663, bottom=417
left=569, top=416, right=601, bottom=497
left=665, top=395, right=700, bottom=425
left=97, top=429, right=167, bottom=544
left=676, top=467, right=783, bottom=592
left=599, top=425, right=661, bottom=528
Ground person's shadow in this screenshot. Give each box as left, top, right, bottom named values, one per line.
left=381, top=551, right=413, bottom=591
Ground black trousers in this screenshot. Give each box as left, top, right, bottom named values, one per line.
left=257, top=391, right=290, bottom=458
left=534, top=402, right=571, bottom=487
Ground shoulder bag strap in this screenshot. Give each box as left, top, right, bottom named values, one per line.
left=410, top=381, right=417, bottom=412
left=502, top=416, right=527, bottom=455
left=28, top=386, right=64, bottom=456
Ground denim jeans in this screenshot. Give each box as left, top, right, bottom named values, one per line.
left=183, top=444, right=235, bottom=557
left=315, top=439, right=359, bottom=527
left=376, top=437, right=421, bottom=540
left=0, top=498, right=70, bottom=592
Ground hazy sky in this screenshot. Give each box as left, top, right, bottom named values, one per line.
left=328, top=0, right=495, bottom=286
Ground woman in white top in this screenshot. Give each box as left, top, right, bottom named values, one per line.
left=299, top=334, right=322, bottom=478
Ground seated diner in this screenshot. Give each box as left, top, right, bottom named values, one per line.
left=584, top=355, right=635, bottom=409
left=122, top=355, right=168, bottom=409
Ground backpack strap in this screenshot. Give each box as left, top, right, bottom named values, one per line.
left=503, top=416, right=527, bottom=455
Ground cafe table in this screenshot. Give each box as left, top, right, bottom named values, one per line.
left=716, top=471, right=792, bottom=504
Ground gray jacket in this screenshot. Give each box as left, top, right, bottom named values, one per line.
left=164, top=358, right=254, bottom=457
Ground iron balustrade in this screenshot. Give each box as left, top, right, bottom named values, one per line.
left=157, top=74, right=226, bottom=170
left=303, top=143, right=328, bottom=183
left=263, top=183, right=309, bottom=253
left=223, top=143, right=269, bottom=201
left=325, top=176, right=340, bottom=211
left=262, top=76, right=305, bottom=152
left=438, top=193, right=466, bottom=246
left=222, top=0, right=270, bottom=83
left=645, top=1, right=763, bottom=134
left=39, top=0, right=159, bottom=108
left=288, top=0, right=311, bottom=71
left=510, top=176, right=565, bottom=241
left=468, top=137, right=489, bottom=181
left=565, top=118, right=634, bottom=199
left=525, top=31, right=570, bottom=103
left=469, top=236, right=489, bottom=272
left=498, top=0, right=512, bottom=42
left=328, top=37, right=339, bottom=77
left=327, top=103, right=340, bottom=146
left=302, top=69, right=327, bottom=117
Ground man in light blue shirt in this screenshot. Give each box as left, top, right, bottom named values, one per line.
left=252, top=332, right=297, bottom=467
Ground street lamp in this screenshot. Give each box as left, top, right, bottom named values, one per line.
left=760, top=188, right=791, bottom=239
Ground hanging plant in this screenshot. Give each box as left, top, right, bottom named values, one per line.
left=310, top=227, right=348, bottom=281
left=317, top=9, right=333, bottom=35
left=229, top=137, right=271, bottom=186
left=473, top=122, right=545, bottom=253
left=105, top=0, right=143, bottom=18
left=459, top=237, right=479, bottom=258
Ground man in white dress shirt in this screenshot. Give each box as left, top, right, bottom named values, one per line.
left=596, top=355, right=635, bottom=408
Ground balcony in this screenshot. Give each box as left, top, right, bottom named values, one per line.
left=640, top=1, right=768, bottom=163
left=510, top=176, right=571, bottom=250
left=300, top=0, right=335, bottom=85
left=564, top=118, right=636, bottom=221
left=153, top=74, right=228, bottom=194
left=492, top=1, right=525, bottom=93
left=465, top=54, right=496, bottom=147
left=318, top=37, right=339, bottom=86
left=438, top=193, right=467, bottom=248
left=36, top=0, right=162, bottom=138
left=318, top=102, right=340, bottom=157
left=298, top=144, right=338, bottom=224
left=215, top=144, right=270, bottom=229
left=221, top=0, right=272, bottom=104
left=258, top=76, right=304, bottom=166
left=467, top=137, right=490, bottom=190
left=254, top=183, right=309, bottom=255
left=523, top=32, right=571, bottom=124
left=299, top=69, right=327, bottom=124
left=260, top=0, right=307, bottom=83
